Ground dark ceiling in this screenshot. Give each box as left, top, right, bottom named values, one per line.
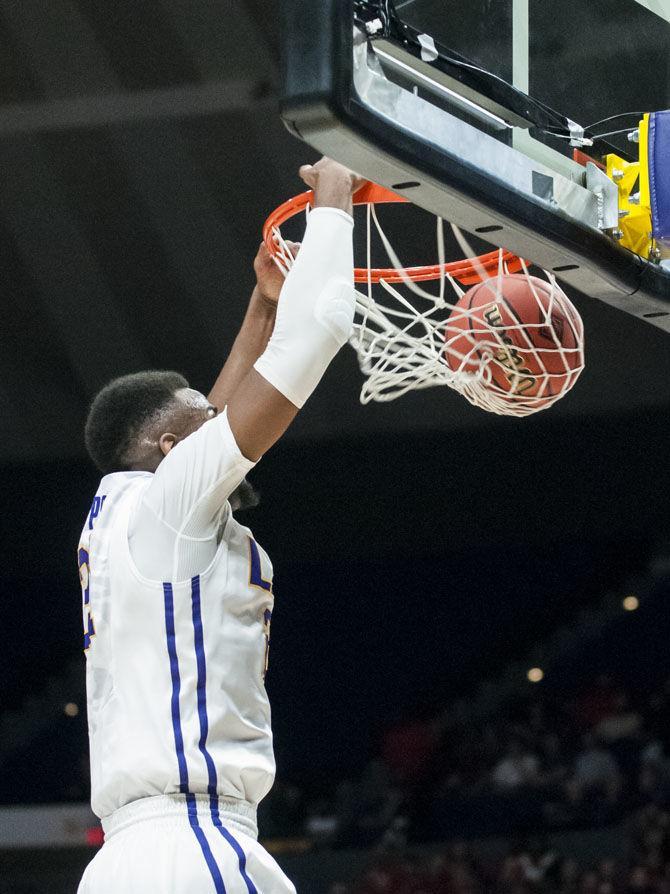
left=1, top=0, right=669, bottom=464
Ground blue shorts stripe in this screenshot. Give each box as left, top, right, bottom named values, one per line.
left=164, top=583, right=226, bottom=892
left=162, top=582, right=189, bottom=793
left=211, top=796, right=259, bottom=894
left=191, top=575, right=219, bottom=794
left=188, top=578, right=260, bottom=893
left=187, top=794, right=227, bottom=894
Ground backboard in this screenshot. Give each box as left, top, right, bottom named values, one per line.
left=279, top=0, right=670, bottom=329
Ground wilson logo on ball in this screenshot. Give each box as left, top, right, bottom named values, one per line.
left=483, top=303, right=537, bottom=395
left=444, top=273, right=584, bottom=411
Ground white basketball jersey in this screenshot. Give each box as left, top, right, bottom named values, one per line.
left=78, top=472, right=275, bottom=821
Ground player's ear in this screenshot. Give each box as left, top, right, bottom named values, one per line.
left=158, top=433, right=177, bottom=456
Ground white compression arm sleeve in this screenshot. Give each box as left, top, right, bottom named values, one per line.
left=253, top=207, right=355, bottom=408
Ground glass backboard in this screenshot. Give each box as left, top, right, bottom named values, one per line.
left=396, top=0, right=670, bottom=125
left=393, top=0, right=670, bottom=170
left=279, top=0, right=670, bottom=328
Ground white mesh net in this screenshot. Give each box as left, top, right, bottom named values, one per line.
left=271, top=202, right=585, bottom=418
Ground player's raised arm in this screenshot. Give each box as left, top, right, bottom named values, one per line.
left=205, top=239, right=298, bottom=414
left=96, top=159, right=364, bottom=581
left=227, top=158, right=364, bottom=461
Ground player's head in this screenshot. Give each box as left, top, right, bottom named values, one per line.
left=85, top=370, right=216, bottom=474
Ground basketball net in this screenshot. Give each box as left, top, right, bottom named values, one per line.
left=268, top=195, right=585, bottom=418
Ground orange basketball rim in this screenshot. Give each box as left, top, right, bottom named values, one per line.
left=263, top=182, right=524, bottom=285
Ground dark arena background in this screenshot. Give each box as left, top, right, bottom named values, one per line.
left=2, top=2, right=670, bottom=892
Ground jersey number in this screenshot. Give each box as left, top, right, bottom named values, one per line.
left=248, top=537, right=272, bottom=678
left=78, top=547, right=96, bottom=651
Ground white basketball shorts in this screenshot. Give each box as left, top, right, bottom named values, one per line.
left=78, top=794, right=296, bottom=894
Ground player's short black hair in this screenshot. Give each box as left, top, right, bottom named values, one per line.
left=85, top=370, right=189, bottom=474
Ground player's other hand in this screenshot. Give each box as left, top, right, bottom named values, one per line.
left=254, top=240, right=300, bottom=305
left=299, top=157, right=367, bottom=194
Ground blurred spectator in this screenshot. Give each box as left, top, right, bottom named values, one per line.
left=497, top=846, right=530, bottom=892
left=491, top=739, right=541, bottom=791
left=434, top=841, right=481, bottom=894
left=334, top=761, right=403, bottom=847
left=304, top=799, right=339, bottom=847
left=595, top=693, right=643, bottom=746
left=559, top=858, right=581, bottom=894
left=630, top=803, right=670, bottom=866
left=495, top=840, right=557, bottom=892
left=350, top=854, right=416, bottom=894
left=517, top=842, right=558, bottom=886
left=570, top=733, right=621, bottom=802
left=639, top=744, right=670, bottom=808
left=356, top=761, right=403, bottom=844
left=596, top=858, right=623, bottom=894
left=379, top=816, right=410, bottom=853
left=624, top=866, right=656, bottom=894
left=579, top=870, right=601, bottom=894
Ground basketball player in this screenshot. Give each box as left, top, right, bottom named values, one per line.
left=77, top=157, right=364, bottom=893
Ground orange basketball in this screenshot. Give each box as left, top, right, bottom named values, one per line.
left=444, top=273, right=584, bottom=410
